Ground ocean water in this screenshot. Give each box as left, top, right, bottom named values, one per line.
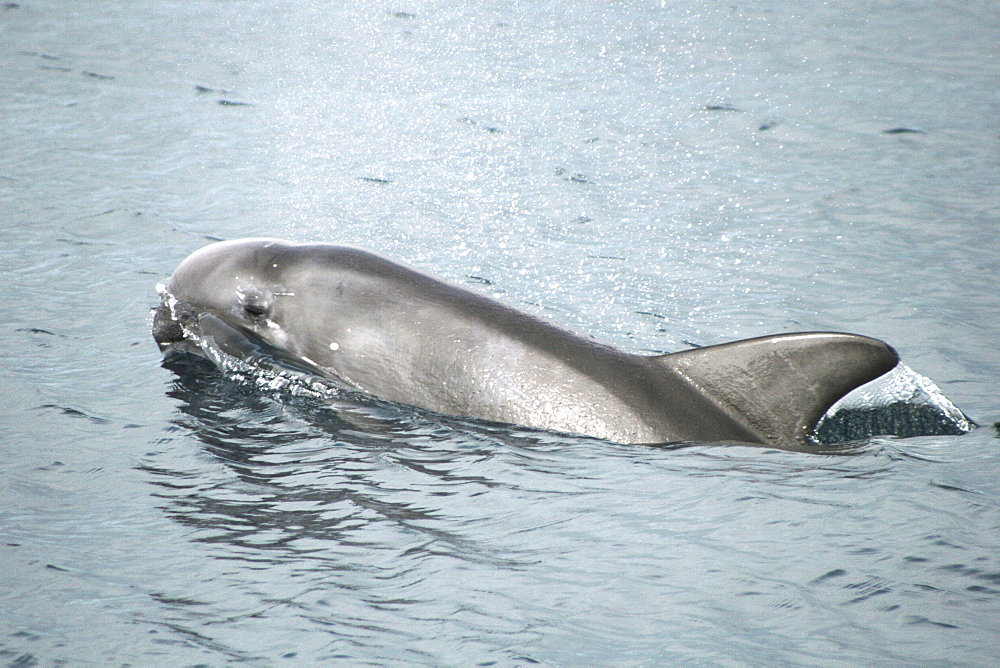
left=2, top=0, right=999, bottom=664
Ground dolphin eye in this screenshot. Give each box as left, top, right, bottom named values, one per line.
left=239, top=292, right=270, bottom=319
left=243, top=301, right=268, bottom=317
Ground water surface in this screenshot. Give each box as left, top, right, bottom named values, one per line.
left=2, top=0, right=998, bottom=664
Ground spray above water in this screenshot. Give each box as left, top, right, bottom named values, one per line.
left=815, top=364, right=975, bottom=444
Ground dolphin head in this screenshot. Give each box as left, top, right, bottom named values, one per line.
left=153, top=238, right=416, bottom=384
left=153, top=238, right=316, bottom=356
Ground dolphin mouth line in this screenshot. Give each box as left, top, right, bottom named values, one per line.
left=153, top=290, right=362, bottom=393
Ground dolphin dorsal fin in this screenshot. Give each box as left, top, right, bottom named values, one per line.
left=652, top=332, right=899, bottom=448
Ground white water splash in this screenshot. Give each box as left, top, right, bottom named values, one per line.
left=823, top=363, right=974, bottom=433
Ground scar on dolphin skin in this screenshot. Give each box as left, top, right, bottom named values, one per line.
left=153, top=238, right=905, bottom=451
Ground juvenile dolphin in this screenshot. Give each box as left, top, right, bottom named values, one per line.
left=153, top=238, right=899, bottom=449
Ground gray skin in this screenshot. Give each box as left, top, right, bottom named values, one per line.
left=153, top=238, right=899, bottom=449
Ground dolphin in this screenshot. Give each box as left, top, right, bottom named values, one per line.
left=153, top=238, right=899, bottom=449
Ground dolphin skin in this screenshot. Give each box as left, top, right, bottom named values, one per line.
left=153, top=238, right=899, bottom=449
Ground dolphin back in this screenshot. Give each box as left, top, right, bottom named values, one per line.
left=653, top=332, right=899, bottom=449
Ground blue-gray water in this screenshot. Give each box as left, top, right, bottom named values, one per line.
left=2, top=1, right=999, bottom=664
